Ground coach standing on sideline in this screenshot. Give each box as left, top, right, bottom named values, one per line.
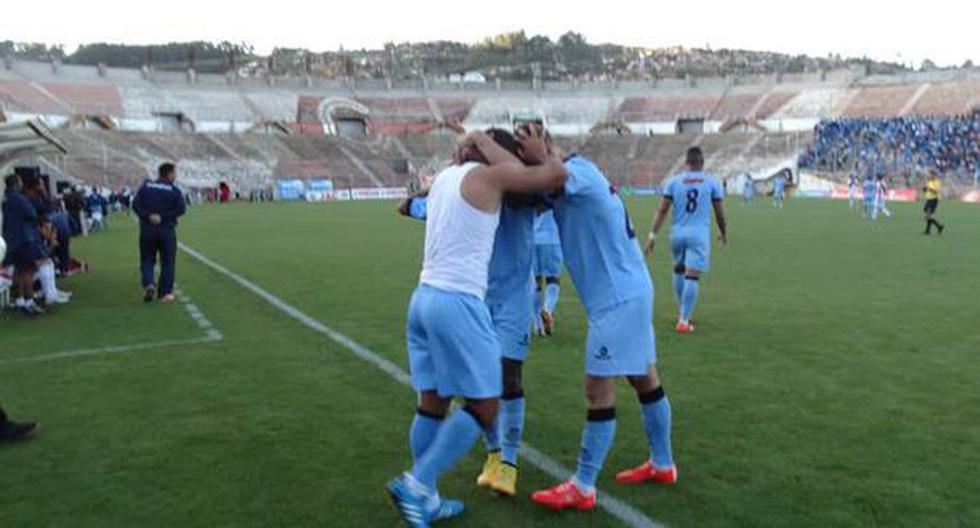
left=133, top=163, right=186, bottom=303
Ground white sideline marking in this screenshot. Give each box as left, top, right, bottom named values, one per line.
left=179, top=242, right=665, bottom=528
left=1, top=289, right=223, bottom=365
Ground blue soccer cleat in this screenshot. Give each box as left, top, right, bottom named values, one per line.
left=429, top=497, right=465, bottom=522
left=387, top=473, right=465, bottom=527
left=387, top=474, right=431, bottom=528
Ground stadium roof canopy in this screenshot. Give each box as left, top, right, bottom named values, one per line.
left=0, top=120, right=67, bottom=164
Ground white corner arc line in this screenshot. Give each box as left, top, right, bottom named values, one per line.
left=179, top=242, right=665, bottom=528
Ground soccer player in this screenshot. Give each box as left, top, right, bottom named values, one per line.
left=532, top=208, right=563, bottom=336
left=524, top=127, right=677, bottom=513
left=133, top=163, right=186, bottom=303
left=848, top=173, right=858, bottom=209
left=2, top=174, right=46, bottom=316
left=872, top=175, right=892, bottom=221
left=922, top=171, right=945, bottom=235
left=742, top=174, right=754, bottom=205
left=397, top=155, right=538, bottom=498
left=387, top=128, right=566, bottom=527
left=772, top=172, right=786, bottom=210
left=862, top=174, right=876, bottom=219
left=646, top=147, right=728, bottom=333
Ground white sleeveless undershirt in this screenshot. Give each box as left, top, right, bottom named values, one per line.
left=419, top=162, right=500, bottom=299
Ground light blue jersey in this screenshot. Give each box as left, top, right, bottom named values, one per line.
left=407, top=196, right=535, bottom=360
left=548, top=156, right=652, bottom=314
left=663, top=171, right=724, bottom=235
left=548, top=155, right=655, bottom=375
left=773, top=176, right=786, bottom=197
left=743, top=179, right=754, bottom=197
left=664, top=171, right=722, bottom=273
left=863, top=179, right=876, bottom=203
left=533, top=209, right=561, bottom=245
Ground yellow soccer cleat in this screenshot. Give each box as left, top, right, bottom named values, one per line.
left=491, top=463, right=518, bottom=497
left=476, top=451, right=501, bottom=488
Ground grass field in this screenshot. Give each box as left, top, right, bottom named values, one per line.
left=1, top=197, right=978, bottom=528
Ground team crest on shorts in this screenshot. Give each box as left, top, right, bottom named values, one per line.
left=594, top=346, right=611, bottom=360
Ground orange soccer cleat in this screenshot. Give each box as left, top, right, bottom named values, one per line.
left=675, top=321, right=695, bottom=334
left=530, top=480, right=596, bottom=511
left=615, top=461, right=678, bottom=485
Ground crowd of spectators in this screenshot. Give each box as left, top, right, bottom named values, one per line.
left=798, top=115, right=980, bottom=186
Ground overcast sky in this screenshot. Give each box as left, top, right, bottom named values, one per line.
left=1, top=0, right=976, bottom=67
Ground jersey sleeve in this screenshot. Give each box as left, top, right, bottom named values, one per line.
left=562, top=158, right=589, bottom=197
left=711, top=178, right=724, bottom=200
left=662, top=178, right=675, bottom=200
left=409, top=196, right=428, bottom=220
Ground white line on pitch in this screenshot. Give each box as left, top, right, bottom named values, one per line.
left=2, top=288, right=223, bottom=366
left=0, top=334, right=223, bottom=365
left=179, top=241, right=665, bottom=528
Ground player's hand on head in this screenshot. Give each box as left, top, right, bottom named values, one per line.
left=516, top=123, right=549, bottom=165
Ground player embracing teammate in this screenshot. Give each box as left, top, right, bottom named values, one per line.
left=389, top=123, right=682, bottom=525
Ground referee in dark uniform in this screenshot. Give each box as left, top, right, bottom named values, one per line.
left=133, top=163, right=186, bottom=303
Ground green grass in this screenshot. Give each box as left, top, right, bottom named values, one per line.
left=1, top=198, right=978, bottom=528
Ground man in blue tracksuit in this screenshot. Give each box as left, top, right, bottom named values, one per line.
left=133, top=163, right=186, bottom=303
left=2, top=174, right=46, bottom=315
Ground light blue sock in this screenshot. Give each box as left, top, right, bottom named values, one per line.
left=680, top=276, right=699, bottom=321
left=543, top=281, right=560, bottom=314
left=413, top=409, right=484, bottom=489
left=672, top=273, right=685, bottom=307
left=573, top=410, right=617, bottom=491
left=483, top=416, right=501, bottom=452
left=500, top=396, right=525, bottom=466
left=640, top=390, right=674, bottom=468
left=410, top=411, right=444, bottom=463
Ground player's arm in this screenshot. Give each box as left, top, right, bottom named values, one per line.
left=645, top=196, right=672, bottom=255
left=713, top=199, right=728, bottom=247
left=471, top=130, right=567, bottom=192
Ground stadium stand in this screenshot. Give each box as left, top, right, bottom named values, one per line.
left=1, top=59, right=973, bottom=194
left=798, top=116, right=978, bottom=184
left=842, top=84, right=921, bottom=117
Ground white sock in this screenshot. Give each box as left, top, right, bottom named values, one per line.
left=40, top=262, right=58, bottom=300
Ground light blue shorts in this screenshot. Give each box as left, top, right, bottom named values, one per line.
left=407, top=284, right=502, bottom=399
left=671, top=230, right=711, bottom=273
left=585, top=294, right=656, bottom=377
left=487, top=286, right=532, bottom=362
left=533, top=244, right=563, bottom=277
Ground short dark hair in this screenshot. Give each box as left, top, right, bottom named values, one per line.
left=460, top=128, right=521, bottom=164
left=686, top=147, right=704, bottom=167
left=4, top=174, right=19, bottom=189
left=485, top=128, right=520, bottom=157
left=158, top=162, right=176, bottom=179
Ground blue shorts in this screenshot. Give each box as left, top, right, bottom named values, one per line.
left=671, top=230, right=711, bottom=273
left=533, top=244, right=563, bottom=277
left=406, top=284, right=502, bottom=399
left=585, top=294, right=656, bottom=377
left=2, top=243, right=43, bottom=270
left=486, top=280, right=533, bottom=362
